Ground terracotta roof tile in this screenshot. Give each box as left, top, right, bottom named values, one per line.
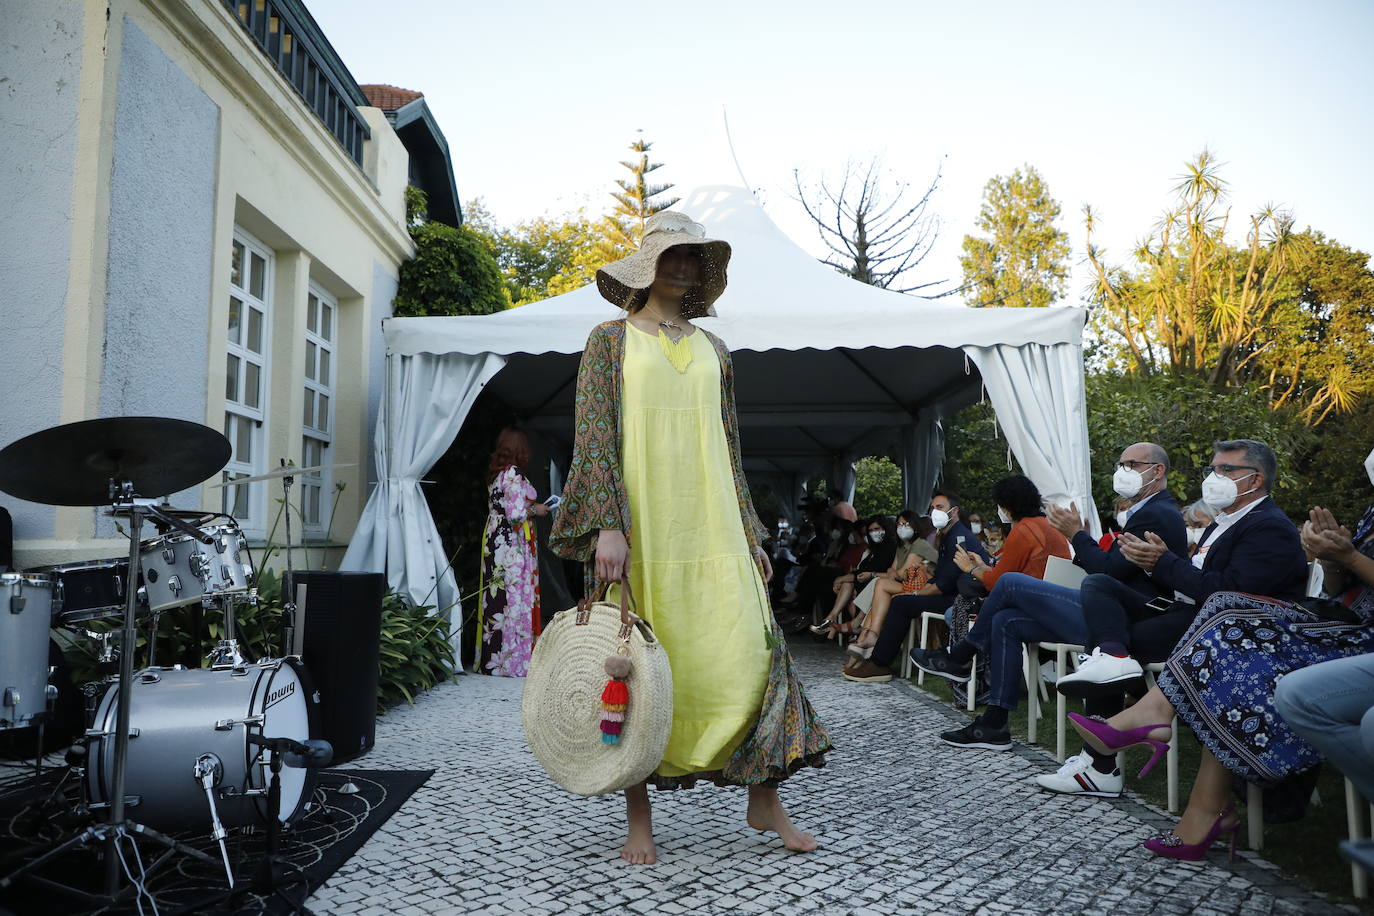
left=359, top=84, right=423, bottom=111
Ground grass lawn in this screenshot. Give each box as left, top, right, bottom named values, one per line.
left=908, top=669, right=1372, bottom=911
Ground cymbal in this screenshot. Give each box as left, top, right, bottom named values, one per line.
left=211, top=462, right=356, bottom=487
left=0, top=417, right=232, bottom=506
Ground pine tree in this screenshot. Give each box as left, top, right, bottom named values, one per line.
left=599, top=135, right=680, bottom=261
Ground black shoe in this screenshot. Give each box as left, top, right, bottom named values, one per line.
left=909, top=647, right=972, bottom=683
left=939, top=719, right=1012, bottom=751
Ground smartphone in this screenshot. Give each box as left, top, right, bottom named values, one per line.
left=1145, top=596, right=1175, bottom=613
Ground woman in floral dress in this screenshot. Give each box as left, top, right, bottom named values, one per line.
left=475, top=428, right=548, bottom=676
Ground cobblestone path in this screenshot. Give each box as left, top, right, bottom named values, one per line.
left=308, top=640, right=1338, bottom=915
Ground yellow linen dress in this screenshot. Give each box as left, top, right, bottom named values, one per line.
left=619, top=323, right=773, bottom=777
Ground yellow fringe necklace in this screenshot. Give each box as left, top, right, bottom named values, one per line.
left=657, top=327, right=695, bottom=373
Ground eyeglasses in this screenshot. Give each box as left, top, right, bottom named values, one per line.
left=1116, top=460, right=1161, bottom=471
left=1204, top=464, right=1259, bottom=476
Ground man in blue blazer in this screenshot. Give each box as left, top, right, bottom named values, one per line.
left=1058, top=438, right=1308, bottom=698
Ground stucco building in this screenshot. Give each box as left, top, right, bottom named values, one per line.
left=0, top=0, right=459, bottom=569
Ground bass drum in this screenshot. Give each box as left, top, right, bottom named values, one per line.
left=87, top=657, right=321, bottom=834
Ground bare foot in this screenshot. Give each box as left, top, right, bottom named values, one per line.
left=621, top=784, right=657, bottom=865
left=746, top=786, right=817, bottom=852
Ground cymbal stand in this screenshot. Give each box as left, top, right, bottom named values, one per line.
left=278, top=462, right=299, bottom=657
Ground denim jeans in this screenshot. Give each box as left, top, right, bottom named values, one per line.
left=1274, top=653, right=1374, bottom=803
left=963, top=573, right=1090, bottom=711
left=871, top=592, right=952, bottom=668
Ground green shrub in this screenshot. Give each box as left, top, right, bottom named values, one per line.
left=393, top=221, right=510, bottom=317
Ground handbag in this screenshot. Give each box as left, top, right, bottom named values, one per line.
left=521, top=578, right=674, bottom=796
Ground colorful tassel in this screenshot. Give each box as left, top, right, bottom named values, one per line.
left=599, top=654, right=633, bottom=745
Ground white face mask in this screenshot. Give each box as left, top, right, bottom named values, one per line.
left=829, top=529, right=842, bottom=541
left=970, top=522, right=982, bottom=534
left=929, top=509, right=951, bottom=530
left=1365, top=446, right=1374, bottom=487
left=1201, top=471, right=1258, bottom=511
left=896, top=525, right=914, bottom=541
left=997, top=507, right=1012, bottom=524
left=1112, top=464, right=1155, bottom=499
left=1115, top=511, right=1129, bottom=529
left=1187, top=527, right=1204, bottom=545
left=868, top=531, right=885, bottom=543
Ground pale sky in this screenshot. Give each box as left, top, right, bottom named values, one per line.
left=311, top=0, right=1374, bottom=301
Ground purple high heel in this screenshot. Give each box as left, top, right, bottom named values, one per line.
left=1143, top=806, right=1239, bottom=862
left=1067, top=713, right=1172, bottom=779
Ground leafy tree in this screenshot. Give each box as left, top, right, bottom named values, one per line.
left=853, top=456, right=904, bottom=517
left=959, top=166, right=1070, bottom=308
left=1260, top=231, right=1374, bottom=424
left=1085, top=150, right=1295, bottom=386
left=793, top=157, right=943, bottom=292
left=600, top=135, right=680, bottom=260
left=941, top=401, right=1022, bottom=516
left=464, top=198, right=603, bottom=306
left=393, top=188, right=509, bottom=317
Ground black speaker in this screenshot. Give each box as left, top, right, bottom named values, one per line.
left=290, top=571, right=385, bottom=764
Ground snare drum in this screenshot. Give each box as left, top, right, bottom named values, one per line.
left=139, top=522, right=252, bottom=611
left=86, top=657, right=320, bottom=833
left=39, top=558, right=133, bottom=624
left=0, top=573, right=57, bottom=730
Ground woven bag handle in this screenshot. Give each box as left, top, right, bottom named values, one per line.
left=580, top=576, right=638, bottom=627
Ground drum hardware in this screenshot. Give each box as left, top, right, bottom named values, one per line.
left=195, top=752, right=235, bottom=888
left=0, top=416, right=232, bottom=901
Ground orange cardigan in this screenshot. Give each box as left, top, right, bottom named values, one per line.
left=981, top=516, right=1071, bottom=589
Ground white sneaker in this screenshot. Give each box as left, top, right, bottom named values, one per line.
left=1035, top=753, right=1123, bottom=797
left=1055, top=648, right=1145, bottom=698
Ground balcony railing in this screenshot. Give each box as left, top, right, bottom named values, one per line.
left=220, top=0, right=370, bottom=167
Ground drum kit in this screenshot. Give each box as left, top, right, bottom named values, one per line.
left=0, top=416, right=344, bottom=909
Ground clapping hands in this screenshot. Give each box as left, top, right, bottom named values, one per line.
left=1302, top=507, right=1356, bottom=565
left=1118, top=531, right=1170, bottom=570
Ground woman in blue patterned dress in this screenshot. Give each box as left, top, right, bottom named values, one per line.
left=1069, top=496, right=1374, bottom=861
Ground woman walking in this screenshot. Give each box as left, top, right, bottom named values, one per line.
left=475, top=427, right=547, bottom=676
left=550, top=211, right=830, bottom=864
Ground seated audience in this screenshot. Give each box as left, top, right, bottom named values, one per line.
left=1098, top=498, right=1129, bottom=551
left=965, top=511, right=987, bottom=545
left=1071, top=485, right=1374, bottom=861
left=843, top=490, right=989, bottom=683
left=1183, top=499, right=1217, bottom=556
left=909, top=441, right=1187, bottom=757
left=814, top=515, right=896, bottom=636
left=837, top=510, right=939, bottom=651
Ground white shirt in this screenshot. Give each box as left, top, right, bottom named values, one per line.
left=1192, top=495, right=1268, bottom=570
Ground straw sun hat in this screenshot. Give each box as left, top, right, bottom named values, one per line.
left=595, top=211, right=732, bottom=317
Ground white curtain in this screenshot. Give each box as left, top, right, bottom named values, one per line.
left=965, top=342, right=1100, bottom=536
left=342, top=351, right=507, bottom=639
left=901, top=409, right=945, bottom=513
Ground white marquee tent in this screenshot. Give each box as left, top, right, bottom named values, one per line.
left=342, top=185, right=1096, bottom=624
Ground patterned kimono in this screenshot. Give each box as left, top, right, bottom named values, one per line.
left=476, top=466, right=542, bottom=677
left=549, top=319, right=830, bottom=787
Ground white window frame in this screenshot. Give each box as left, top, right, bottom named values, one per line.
left=222, top=228, right=273, bottom=539
left=301, top=284, right=336, bottom=538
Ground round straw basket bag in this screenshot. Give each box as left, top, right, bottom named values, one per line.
left=522, top=578, right=673, bottom=796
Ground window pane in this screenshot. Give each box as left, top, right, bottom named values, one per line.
left=225, top=354, right=240, bottom=402
left=308, top=486, right=321, bottom=526
left=320, top=304, right=332, bottom=341
left=319, top=348, right=331, bottom=384
left=244, top=362, right=260, bottom=409
left=305, top=341, right=316, bottom=379
left=227, top=297, right=242, bottom=344
left=230, top=476, right=249, bottom=519
left=236, top=419, right=252, bottom=463
left=307, top=295, right=318, bottom=334
left=303, top=389, right=314, bottom=428
left=317, top=394, right=328, bottom=432
left=247, top=307, right=263, bottom=353
left=249, top=252, right=266, bottom=299
left=231, top=242, right=244, bottom=288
